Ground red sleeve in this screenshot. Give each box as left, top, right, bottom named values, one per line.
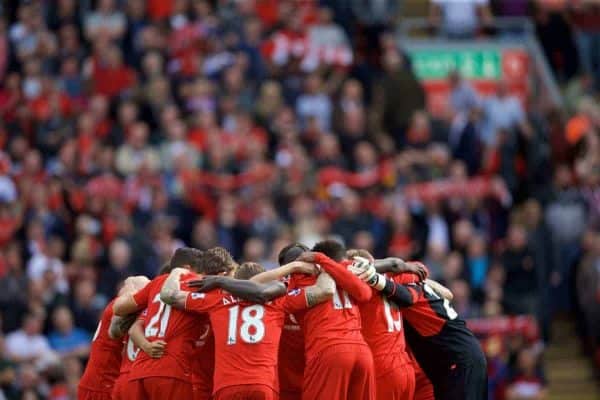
left=184, top=291, right=222, bottom=314
left=314, top=253, right=372, bottom=303
left=132, top=282, right=152, bottom=308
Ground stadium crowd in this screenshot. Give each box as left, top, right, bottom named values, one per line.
left=0, top=0, right=598, bottom=398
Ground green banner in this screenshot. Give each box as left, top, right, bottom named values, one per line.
left=409, top=49, right=502, bottom=80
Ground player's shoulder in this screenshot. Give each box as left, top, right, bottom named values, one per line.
left=102, top=298, right=117, bottom=320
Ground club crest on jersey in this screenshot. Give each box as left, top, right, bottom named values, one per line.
left=287, top=288, right=301, bottom=296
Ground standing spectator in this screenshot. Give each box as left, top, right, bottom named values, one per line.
left=570, top=1, right=600, bottom=89
left=481, top=80, right=529, bottom=146
left=429, top=0, right=493, bottom=38
left=0, top=243, right=29, bottom=333
left=26, top=236, right=69, bottom=295
left=308, top=7, right=352, bottom=67
left=448, top=70, right=480, bottom=117
left=378, top=49, right=425, bottom=147
left=501, top=223, right=539, bottom=315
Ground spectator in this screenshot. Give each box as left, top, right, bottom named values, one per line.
left=481, top=80, right=530, bottom=146
left=47, top=306, right=90, bottom=358
left=84, top=0, right=126, bottom=42
left=69, top=280, right=103, bottom=335
left=379, top=49, right=426, bottom=147
left=505, top=348, right=548, bottom=400
left=0, top=243, right=29, bottom=332
left=5, top=314, right=54, bottom=364
left=296, top=73, right=332, bottom=132
left=332, top=189, right=372, bottom=246
left=429, top=0, right=493, bottom=38
left=448, top=70, right=480, bottom=117
left=308, top=7, right=351, bottom=65
left=114, top=122, right=160, bottom=176
left=570, top=2, right=600, bottom=89
left=501, top=223, right=539, bottom=315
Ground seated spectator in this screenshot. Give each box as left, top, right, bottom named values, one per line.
left=97, top=239, right=134, bottom=298
left=5, top=314, right=54, bottom=364
left=26, top=236, right=68, bottom=295
left=505, top=347, right=548, bottom=400
left=48, top=307, right=90, bottom=358
left=114, top=122, right=160, bottom=176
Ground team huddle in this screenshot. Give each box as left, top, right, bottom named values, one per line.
left=77, top=240, right=487, bottom=400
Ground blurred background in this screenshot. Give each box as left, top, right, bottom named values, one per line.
left=0, top=0, right=598, bottom=398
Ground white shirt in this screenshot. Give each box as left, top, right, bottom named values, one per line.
left=296, top=93, right=332, bottom=131
left=433, top=0, right=488, bottom=36
left=27, top=253, right=69, bottom=294
left=6, top=330, right=52, bottom=360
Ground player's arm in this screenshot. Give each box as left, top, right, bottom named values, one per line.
left=353, top=262, right=418, bottom=307
left=373, top=258, right=429, bottom=281
left=425, top=279, right=453, bottom=301
left=128, top=318, right=166, bottom=359
left=188, top=276, right=287, bottom=304
left=298, top=252, right=372, bottom=303
left=113, top=294, right=143, bottom=316
left=160, top=267, right=191, bottom=309
left=108, top=314, right=138, bottom=339
left=249, top=261, right=317, bottom=283
left=304, top=271, right=336, bottom=307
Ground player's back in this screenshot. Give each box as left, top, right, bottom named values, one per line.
left=129, top=274, right=203, bottom=383
left=191, top=318, right=215, bottom=400
left=289, top=273, right=367, bottom=361
left=79, top=299, right=123, bottom=393
left=279, top=313, right=305, bottom=396
left=112, top=333, right=140, bottom=400
left=207, top=293, right=287, bottom=394
left=359, top=288, right=408, bottom=376
left=398, top=280, right=481, bottom=373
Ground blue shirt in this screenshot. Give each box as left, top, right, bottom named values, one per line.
left=49, top=328, right=90, bottom=354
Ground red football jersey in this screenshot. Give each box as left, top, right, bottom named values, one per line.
left=78, top=299, right=123, bottom=393
left=191, top=316, right=215, bottom=391
left=128, top=274, right=204, bottom=383
left=359, top=288, right=408, bottom=378
left=184, top=288, right=308, bottom=394
left=119, top=333, right=140, bottom=374
left=287, top=272, right=369, bottom=362
left=278, top=313, right=305, bottom=393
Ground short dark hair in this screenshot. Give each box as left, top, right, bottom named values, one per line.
left=312, top=239, right=346, bottom=262
left=278, top=243, right=309, bottom=265
left=203, top=247, right=236, bottom=275
left=158, top=262, right=172, bottom=275
left=234, top=262, right=266, bottom=280
left=168, top=247, right=203, bottom=273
